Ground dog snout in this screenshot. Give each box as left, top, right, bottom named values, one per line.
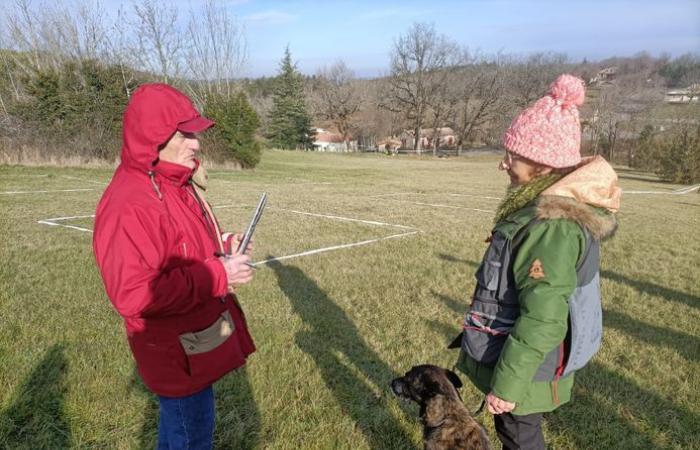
left=390, top=378, right=406, bottom=397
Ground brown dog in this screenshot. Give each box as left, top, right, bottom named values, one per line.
left=391, top=365, right=491, bottom=450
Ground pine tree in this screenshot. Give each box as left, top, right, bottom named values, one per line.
left=267, top=47, right=315, bottom=149
left=205, top=91, right=262, bottom=168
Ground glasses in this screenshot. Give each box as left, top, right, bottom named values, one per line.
left=503, top=151, right=519, bottom=165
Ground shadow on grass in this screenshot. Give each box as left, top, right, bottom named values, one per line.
left=601, top=270, right=699, bottom=309
left=547, top=361, right=699, bottom=449
left=604, top=308, right=699, bottom=363
left=132, top=363, right=261, bottom=449
left=268, top=259, right=417, bottom=449
left=431, top=290, right=470, bottom=315
left=436, top=253, right=480, bottom=268
left=0, top=344, right=71, bottom=449
left=439, top=254, right=700, bottom=311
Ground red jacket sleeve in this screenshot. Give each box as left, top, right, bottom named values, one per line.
left=94, top=207, right=228, bottom=319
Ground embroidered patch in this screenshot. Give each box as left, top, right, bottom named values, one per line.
left=529, top=259, right=546, bottom=279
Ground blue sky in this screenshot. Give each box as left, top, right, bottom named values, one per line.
left=6, top=0, right=698, bottom=77
left=234, top=0, right=699, bottom=77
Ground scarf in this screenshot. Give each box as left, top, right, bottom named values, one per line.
left=493, top=173, right=563, bottom=224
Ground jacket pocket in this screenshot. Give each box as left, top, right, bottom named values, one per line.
left=179, top=310, right=247, bottom=380
left=461, top=300, right=518, bottom=366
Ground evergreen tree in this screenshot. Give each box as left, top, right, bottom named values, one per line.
left=205, top=91, right=262, bottom=168
left=267, top=47, right=315, bottom=149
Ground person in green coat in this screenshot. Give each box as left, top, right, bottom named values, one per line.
left=455, top=74, right=621, bottom=449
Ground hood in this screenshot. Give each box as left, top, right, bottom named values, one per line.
left=120, top=83, right=204, bottom=172
left=537, top=156, right=621, bottom=240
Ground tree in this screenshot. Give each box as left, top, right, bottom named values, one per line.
left=312, top=60, right=360, bottom=148
left=185, top=0, right=247, bottom=104
left=447, top=52, right=509, bottom=153
left=381, top=22, right=459, bottom=153
left=204, top=91, right=261, bottom=168
left=130, top=0, right=182, bottom=83
left=267, top=47, right=314, bottom=149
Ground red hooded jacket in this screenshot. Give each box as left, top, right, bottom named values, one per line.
left=93, top=84, right=255, bottom=397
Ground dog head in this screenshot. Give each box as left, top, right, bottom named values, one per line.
left=391, top=364, right=463, bottom=405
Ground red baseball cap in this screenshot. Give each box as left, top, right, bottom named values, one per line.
left=177, top=115, right=215, bottom=133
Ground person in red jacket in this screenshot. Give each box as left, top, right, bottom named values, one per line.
left=93, top=83, right=256, bottom=449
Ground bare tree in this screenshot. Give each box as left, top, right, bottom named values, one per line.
left=448, top=51, right=509, bottom=153
left=381, top=22, right=460, bottom=153
left=507, top=52, right=568, bottom=107
left=130, top=0, right=182, bottom=83
left=185, top=0, right=247, bottom=104
left=312, top=60, right=361, bottom=148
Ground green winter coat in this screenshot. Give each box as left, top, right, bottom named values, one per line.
left=457, top=156, right=620, bottom=416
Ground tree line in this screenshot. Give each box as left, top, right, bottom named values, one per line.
left=0, top=1, right=698, bottom=182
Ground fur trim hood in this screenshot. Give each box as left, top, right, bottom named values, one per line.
left=536, top=156, right=621, bottom=240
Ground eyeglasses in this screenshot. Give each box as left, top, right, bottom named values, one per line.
left=502, top=151, right=520, bottom=165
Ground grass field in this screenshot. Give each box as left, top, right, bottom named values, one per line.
left=1, top=150, right=699, bottom=449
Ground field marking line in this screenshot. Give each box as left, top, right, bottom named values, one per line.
left=37, top=220, right=93, bottom=233
left=269, top=207, right=419, bottom=230
left=369, top=192, right=422, bottom=198
left=253, top=230, right=421, bottom=267
left=390, top=199, right=494, bottom=213
left=36, top=208, right=421, bottom=264
left=623, top=184, right=700, bottom=195
left=446, top=193, right=501, bottom=200
left=212, top=204, right=419, bottom=231
left=1, top=188, right=95, bottom=194
left=61, top=175, right=107, bottom=185
left=37, top=214, right=96, bottom=233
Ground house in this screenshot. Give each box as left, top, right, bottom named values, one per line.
left=399, top=127, right=456, bottom=150
left=311, top=127, right=357, bottom=152
left=664, top=84, right=700, bottom=104
left=589, top=67, right=617, bottom=86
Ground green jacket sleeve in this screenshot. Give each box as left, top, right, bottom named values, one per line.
left=490, top=219, right=585, bottom=403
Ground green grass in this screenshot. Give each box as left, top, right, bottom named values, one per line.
left=1, top=150, right=699, bottom=449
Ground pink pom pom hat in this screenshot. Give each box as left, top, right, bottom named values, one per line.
left=502, top=74, right=586, bottom=168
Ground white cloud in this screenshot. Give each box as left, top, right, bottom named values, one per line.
left=243, top=9, right=298, bottom=25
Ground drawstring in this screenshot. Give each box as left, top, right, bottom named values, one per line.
left=148, top=171, right=163, bottom=200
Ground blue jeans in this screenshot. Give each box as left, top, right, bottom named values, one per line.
left=157, top=386, right=215, bottom=450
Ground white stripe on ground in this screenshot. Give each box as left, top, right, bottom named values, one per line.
left=61, top=175, right=107, bottom=185
left=40, top=214, right=95, bottom=221
left=212, top=204, right=418, bottom=230
left=254, top=231, right=421, bottom=266
left=446, top=193, right=501, bottom=200
left=369, top=192, right=421, bottom=198
left=623, top=184, right=700, bottom=195
left=392, top=200, right=493, bottom=213
left=1, top=188, right=94, bottom=194
left=269, top=207, right=419, bottom=230
left=37, top=220, right=93, bottom=233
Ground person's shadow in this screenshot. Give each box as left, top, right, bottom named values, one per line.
left=0, top=344, right=72, bottom=449
left=268, top=259, right=417, bottom=449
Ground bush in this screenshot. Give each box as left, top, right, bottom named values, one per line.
left=633, top=123, right=700, bottom=184
left=656, top=124, right=700, bottom=184
left=204, top=91, right=262, bottom=168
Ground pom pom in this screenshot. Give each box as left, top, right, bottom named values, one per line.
left=548, top=74, right=585, bottom=107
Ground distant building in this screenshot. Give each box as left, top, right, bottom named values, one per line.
left=664, top=84, right=700, bottom=104
left=589, top=67, right=617, bottom=86
left=311, top=127, right=357, bottom=152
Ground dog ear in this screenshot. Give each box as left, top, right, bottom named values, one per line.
left=423, top=395, right=446, bottom=427
left=445, top=369, right=462, bottom=389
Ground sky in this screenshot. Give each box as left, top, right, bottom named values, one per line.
left=233, top=0, right=699, bottom=77
left=4, top=0, right=699, bottom=78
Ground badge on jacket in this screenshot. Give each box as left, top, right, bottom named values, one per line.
left=528, top=259, right=546, bottom=279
